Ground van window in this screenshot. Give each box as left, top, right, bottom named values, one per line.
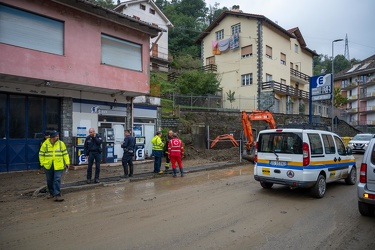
left=258, top=132, right=303, bottom=154
left=322, top=134, right=335, bottom=154
left=334, top=136, right=346, bottom=155
left=308, top=133, right=323, bottom=155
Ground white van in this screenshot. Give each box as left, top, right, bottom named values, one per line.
left=254, top=128, right=356, bottom=198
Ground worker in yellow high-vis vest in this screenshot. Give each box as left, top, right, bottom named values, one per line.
left=39, top=130, right=70, bottom=202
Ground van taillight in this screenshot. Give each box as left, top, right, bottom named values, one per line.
left=303, top=142, right=310, bottom=166
left=254, top=142, right=258, bottom=163
left=360, top=163, right=367, bottom=183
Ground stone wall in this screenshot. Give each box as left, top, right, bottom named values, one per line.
left=161, top=109, right=361, bottom=149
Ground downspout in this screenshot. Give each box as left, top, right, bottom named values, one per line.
left=257, top=19, right=263, bottom=110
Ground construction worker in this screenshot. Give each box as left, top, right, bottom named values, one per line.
left=168, top=133, right=185, bottom=177
left=39, top=130, right=70, bottom=202
left=163, top=130, right=173, bottom=172
left=151, top=131, right=164, bottom=174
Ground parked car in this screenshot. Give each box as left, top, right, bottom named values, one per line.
left=254, top=128, right=356, bottom=198
left=357, top=138, right=375, bottom=216
left=347, top=133, right=375, bottom=153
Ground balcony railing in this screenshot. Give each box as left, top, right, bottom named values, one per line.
left=262, top=80, right=309, bottom=99
left=290, top=68, right=310, bottom=82
left=359, top=92, right=375, bottom=99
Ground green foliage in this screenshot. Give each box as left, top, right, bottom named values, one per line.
left=313, top=54, right=360, bottom=76
left=334, top=87, right=349, bottom=108
left=170, top=55, right=202, bottom=69
left=151, top=72, right=176, bottom=95
left=175, top=70, right=221, bottom=95
left=89, top=0, right=116, bottom=8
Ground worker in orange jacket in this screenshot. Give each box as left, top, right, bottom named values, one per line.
left=168, top=133, right=185, bottom=177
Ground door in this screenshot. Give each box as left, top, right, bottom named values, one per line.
left=144, top=124, right=155, bottom=157
left=113, top=124, right=124, bottom=159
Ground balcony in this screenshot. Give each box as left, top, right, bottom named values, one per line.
left=359, top=92, right=375, bottom=100
left=290, top=68, right=310, bottom=84
left=359, top=77, right=375, bottom=87
left=341, top=82, right=357, bottom=90
left=359, top=105, right=375, bottom=114
left=150, top=51, right=171, bottom=64
left=261, top=80, right=309, bottom=99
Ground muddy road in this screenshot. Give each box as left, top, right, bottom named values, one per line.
left=0, top=155, right=374, bottom=250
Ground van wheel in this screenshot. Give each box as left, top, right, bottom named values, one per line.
left=260, top=181, right=273, bottom=189
left=311, top=174, right=326, bottom=198
left=358, top=201, right=375, bottom=217
left=345, top=167, right=356, bottom=185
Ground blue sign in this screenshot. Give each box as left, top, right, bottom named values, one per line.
left=310, top=74, right=332, bottom=100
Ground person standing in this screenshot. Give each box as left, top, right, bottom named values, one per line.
left=39, top=130, right=70, bottom=201
left=168, top=133, right=185, bottom=177
left=163, top=130, right=173, bottom=172
left=151, top=131, right=164, bottom=174
left=121, top=129, right=135, bottom=178
left=84, top=128, right=103, bottom=184
left=38, top=131, right=50, bottom=174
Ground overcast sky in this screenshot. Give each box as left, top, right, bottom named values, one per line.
left=205, top=0, right=375, bottom=61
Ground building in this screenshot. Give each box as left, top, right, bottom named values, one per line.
left=114, top=0, right=173, bottom=73
left=336, top=54, right=375, bottom=131
left=195, top=10, right=318, bottom=113
left=0, top=0, right=163, bottom=172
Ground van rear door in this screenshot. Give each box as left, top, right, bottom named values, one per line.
left=367, top=140, right=375, bottom=191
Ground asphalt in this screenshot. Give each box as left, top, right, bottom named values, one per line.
left=33, top=159, right=243, bottom=197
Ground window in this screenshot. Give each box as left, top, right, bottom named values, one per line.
left=334, top=136, right=346, bottom=155
left=101, top=34, right=142, bottom=71
left=150, top=8, right=155, bottom=15
left=280, top=53, right=286, bottom=65
left=290, top=62, right=294, bottom=69
left=308, top=133, right=323, bottom=155
left=216, top=29, right=224, bottom=40
left=281, top=79, right=286, bottom=85
left=241, top=73, right=253, bottom=86
left=266, top=74, right=272, bottom=82
left=231, top=23, right=241, bottom=35
left=258, top=132, right=303, bottom=154
left=0, top=4, right=64, bottom=55
left=0, top=93, right=6, bottom=138
left=266, top=45, right=272, bottom=59
left=206, top=56, right=215, bottom=65
left=322, top=134, right=335, bottom=154
left=241, top=45, right=252, bottom=58
left=140, top=4, right=146, bottom=10
left=294, top=44, right=299, bottom=53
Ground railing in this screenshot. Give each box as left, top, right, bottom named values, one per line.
left=202, top=64, right=217, bottom=72
left=150, top=51, right=170, bottom=61
left=359, top=106, right=375, bottom=112
left=359, top=92, right=375, bottom=99
left=290, top=68, right=310, bottom=82
left=262, top=81, right=309, bottom=99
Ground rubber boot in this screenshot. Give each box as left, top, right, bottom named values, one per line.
left=172, top=168, right=177, bottom=177
left=180, top=168, right=184, bottom=177
left=165, top=162, right=170, bottom=171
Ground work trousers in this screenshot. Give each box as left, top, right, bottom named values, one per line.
left=122, top=153, right=134, bottom=176
left=170, top=155, right=183, bottom=169
left=87, top=151, right=101, bottom=180
left=45, top=166, right=63, bottom=196
left=152, top=150, right=163, bottom=173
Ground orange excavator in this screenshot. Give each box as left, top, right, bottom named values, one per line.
left=241, top=110, right=276, bottom=159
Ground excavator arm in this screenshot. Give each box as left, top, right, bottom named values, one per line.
left=241, top=110, right=276, bottom=151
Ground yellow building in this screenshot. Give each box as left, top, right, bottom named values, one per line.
left=196, top=10, right=318, bottom=114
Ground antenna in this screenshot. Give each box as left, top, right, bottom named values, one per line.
left=344, top=33, right=350, bottom=61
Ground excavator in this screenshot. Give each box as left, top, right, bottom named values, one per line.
left=210, top=110, right=276, bottom=162
left=241, top=110, right=276, bottom=161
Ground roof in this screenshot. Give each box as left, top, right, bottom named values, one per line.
left=335, top=54, right=375, bottom=79
left=195, top=11, right=318, bottom=57
left=52, top=0, right=164, bottom=37
left=114, top=0, right=173, bottom=28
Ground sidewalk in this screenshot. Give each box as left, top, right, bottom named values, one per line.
left=31, top=158, right=245, bottom=197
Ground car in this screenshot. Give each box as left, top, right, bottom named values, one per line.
left=254, top=128, right=356, bottom=198
left=347, top=133, right=375, bottom=153
left=357, top=138, right=375, bottom=216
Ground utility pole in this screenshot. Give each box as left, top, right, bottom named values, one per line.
left=344, top=34, right=350, bottom=61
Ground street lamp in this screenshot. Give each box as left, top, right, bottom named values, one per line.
left=331, top=38, right=344, bottom=131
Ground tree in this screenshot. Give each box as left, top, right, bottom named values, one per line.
left=175, top=70, right=221, bottom=95
left=333, top=87, right=349, bottom=108
left=89, top=0, right=116, bottom=9
left=226, top=90, right=235, bottom=108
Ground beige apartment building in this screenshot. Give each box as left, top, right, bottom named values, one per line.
left=196, top=10, right=318, bottom=113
